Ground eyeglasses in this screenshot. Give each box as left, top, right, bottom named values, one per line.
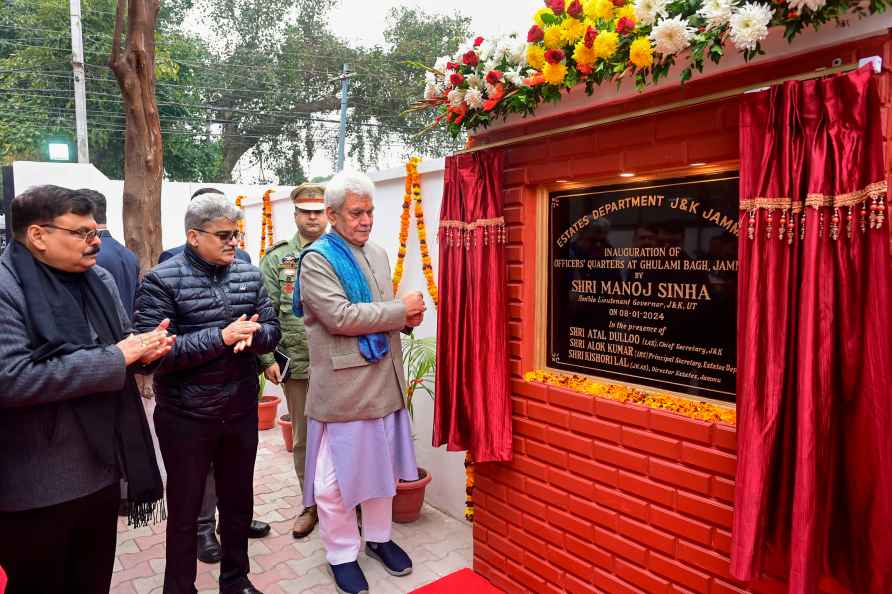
left=193, top=228, right=244, bottom=242
left=39, top=224, right=99, bottom=243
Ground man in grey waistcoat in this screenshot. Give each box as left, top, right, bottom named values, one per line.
left=294, top=170, right=426, bottom=594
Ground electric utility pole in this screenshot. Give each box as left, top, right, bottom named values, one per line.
left=334, top=64, right=353, bottom=172
left=69, top=0, right=89, bottom=163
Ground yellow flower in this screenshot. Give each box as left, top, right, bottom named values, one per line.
left=527, top=44, right=546, bottom=70
left=572, top=40, right=598, bottom=66
left=584, top=0, right=614, bottom=21
left=629, top=36, right=653, bottom=68
left=543, top=25, right=563, bottom=49
left=542, top=61, right=568, bottom=85
left=615, top=4, right=636, bottom=23
left=560, top=17, right=587, bottom=45
left=533, top=7, right=554, bottom=27
left=593, top=30, right=619, bottom=59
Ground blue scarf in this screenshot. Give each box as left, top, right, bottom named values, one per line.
left=293, top=233, right=389, bottom=363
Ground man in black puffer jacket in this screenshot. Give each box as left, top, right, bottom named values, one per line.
left=134, top=193, right=281, bottom=594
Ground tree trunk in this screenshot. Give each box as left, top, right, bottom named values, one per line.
left=220, top=131, right=255, bottom=183
left=109, top=0, right=163, bottom=270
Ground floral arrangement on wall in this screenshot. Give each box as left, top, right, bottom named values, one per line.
left=525, top=369, right=736, bottom=423
left=409, top=0, right=888, bottom=135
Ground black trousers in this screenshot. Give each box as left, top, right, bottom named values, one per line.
left=0, top=483, right=119, bottom=594
left=154, top=406, right=258, bottom=594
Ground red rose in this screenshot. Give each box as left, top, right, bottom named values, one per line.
left=474, top=36, right=484, bottom=47
left=462, top=50, right=479, bottom=66
left=545, top=0, right=565, bottom=15
left=612, top=0, right=625, bottom=6
left=485, top=70, right=504, bottom=85
left=567, top=0, right=583, bottom=17
left=447, top=61, right=460, bottom=70
left=450, top=72, right=465, bottom=86
left=584, top=26, right=598, bottom=48
left=616, top=16, right=635, bottom=35
left=544, top=48, right=565, bottom=65
left=527, top=24, right=545, bottom=43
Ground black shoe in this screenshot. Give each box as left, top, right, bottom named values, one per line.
left=197, top=532, right=221, bottom=564
left=329, top=561, right=369, bottom=594
left=248, top=519, right=270, bottom=539
left=220, top=583, right=263, bottom=594
left=365, top=540, right=412, bottom=576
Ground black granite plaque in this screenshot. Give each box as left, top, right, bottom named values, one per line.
left=547, top=173, right=739, bottom=401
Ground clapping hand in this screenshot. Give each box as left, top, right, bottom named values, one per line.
left=140, top=319, right=175, bottom=364
left=223, top=314, right=261, bottom=353
left=117, top=319, right=175, bottom=366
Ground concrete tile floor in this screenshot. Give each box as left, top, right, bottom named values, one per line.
left=110, top=425, right=473, bottom=594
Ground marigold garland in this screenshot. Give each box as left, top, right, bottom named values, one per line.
left=392, top=157, right=439, bottom=307
left=258, top=189, right=274, bottom=258
left=235, top=195, right=247, bottom=250
left=464, top=452, right=475, bottom=522
left=392, top=158, right=417, bottom=295
left=524, top=370, right=736, bottom=424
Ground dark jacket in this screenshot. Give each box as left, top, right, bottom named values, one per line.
left=133, top=246, right=280, bottom=421
left=0, top=250, right=129, bottom=511
left=159, top=243, right=252, bottom=265
left=96, top=229, right=140, bottom=315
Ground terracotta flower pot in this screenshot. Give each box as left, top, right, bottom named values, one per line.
left=279, top=414, right=293, bottom=452
left=257, top=395, right=280, bottom=430
left=392, top=467, right=432, bottom=523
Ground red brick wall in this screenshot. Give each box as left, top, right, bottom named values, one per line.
left=472, top=33, right=892, bottom=594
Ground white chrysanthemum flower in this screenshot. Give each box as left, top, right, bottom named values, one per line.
left=464, top=87, right=485, bottom=109
left=650, top=15, right=695, bottom=55
left=425, top=71, right=438, bottom=85
left=787, top=0, right=825, bottom=12
left=729, top=2, right=772, bottom=51
left=433, top=56, right=449, bottom=74
left=478, top=39, right=496, bottom=62
left=505, top=69, right=527, bottom=87
left=698, top=0, right=735, bottom=29
left=424, top=82, right=443, bottom=100
left=495, top=35, right=516, bottom=61
left=483, top=59, right=499, bottom=74
left=447, top=88, right=466, bottom=108
left=465, top=74, right=483, bottom=89
left=508, top=38, right=528, bottom=67
left=634, top=0, right=670, bottom=26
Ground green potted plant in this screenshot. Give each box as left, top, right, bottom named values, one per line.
left=393, top=334, right=436, bottom=523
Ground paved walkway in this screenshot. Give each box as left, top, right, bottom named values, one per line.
left=111, top=424, right=473, bottom=594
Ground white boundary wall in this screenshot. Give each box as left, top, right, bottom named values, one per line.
left=9, top=160, right=468, bottom=521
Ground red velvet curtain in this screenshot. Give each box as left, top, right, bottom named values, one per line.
left=732, top=65, right=892, bottom=594
left=433, top=149, right=513, bottom=463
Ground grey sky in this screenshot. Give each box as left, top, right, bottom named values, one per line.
left=328, top=1, right=542, bottom=47
left=219, top=1, right=544, bottom=180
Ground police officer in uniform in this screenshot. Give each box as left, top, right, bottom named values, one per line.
left=259, top=183, right=327, bottom=538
